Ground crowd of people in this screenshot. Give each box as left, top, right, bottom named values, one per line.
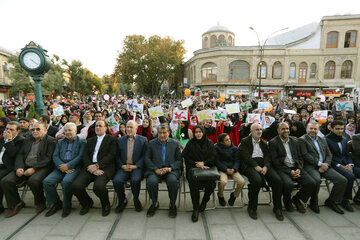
left=0, top=92, right=360, bottom=223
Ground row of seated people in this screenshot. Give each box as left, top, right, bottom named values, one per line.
left=0, top=119, right=359, bottom=223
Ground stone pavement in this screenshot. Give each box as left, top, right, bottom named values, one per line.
left=1, top=181, right=360, bottom=240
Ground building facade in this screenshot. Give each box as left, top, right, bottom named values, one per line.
left=0, top=47, right=14, bottom=100
left=184, top=14, right=360, bottom=99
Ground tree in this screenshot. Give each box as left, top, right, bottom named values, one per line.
left=27, top=103, right=39, bottom=119
left=113, top=35, right=186, bottom=96
left=8, top=55, right=34, bottom=94
left=42, top=54, right=66, bottom=95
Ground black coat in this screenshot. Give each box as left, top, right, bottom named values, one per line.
left=215, top=143, right=240, bottom=172
left=0, top=135, right=25, bottom=171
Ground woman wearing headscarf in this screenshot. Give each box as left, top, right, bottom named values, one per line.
left=183, top=125, right=216, bottom=222
left=344, top=122, right=356, bottom=141
left=290, top=121, right=307, bottom=139
left=137, top=118, right=154, bottom=142
left=174, top=120, right=193, bottom=147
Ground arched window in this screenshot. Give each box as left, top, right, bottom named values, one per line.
left=289, top=62, right=296, bottom=79
left=201, top=62, right=217, bottom=81
left=272, top=61, right=282, bottom=79
left=344, top=30, right=357, bottom=48
left=229, top=60, right=250, bottom=80
left=324, top=61, right=336, bottom=79
left=310, top=63, right=317, bottom=79
left=299, top=62, right=308, bottom=81
left=210, top=35, right=217, bottom=48
left=257, top=61, right=267, bottom=79
left=204, top=37, right=209, bottom=48
left=218, top=35, right=226, bottom=46
left=228, top=36, right=233, bottom=46
left=326, top=31, right=338, bottom=48
left=341, top=60, right=353, bottom=79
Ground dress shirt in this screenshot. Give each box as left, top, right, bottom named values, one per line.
left=64, top=141, right=74, bottom=163
left=92, top=134, right=105, bottom=163
left=251, top=137, right=263, bottom=158
left=281, top=137, right=295, bottom=168
left=126, top=136, right=135, bottom=165
left=309, top=135, right=324, bottom=166
left=0, top=139, right=10, bottom=164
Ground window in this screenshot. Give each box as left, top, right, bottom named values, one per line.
left=344, top=30, right=357, bottom=48
left=257, top=61, right=267, bottom=79
left=289, top=62, right=296, bottom=79
left=229, top=60, right=250, bottom=80
left=299, top=62, right=308, bottom=80
left=272, top=61, right=282, bottom=79
left=324, top=61, right=335, bottom=79
left=218, top=35, right=226, bottom=46
left=210, top=35, right=217, bottom=48
left=228, top=36, right=233, bottom=46
left=201, top=62, right=217, bottom=81
left=341, top=60, right=352, bottom=78
left=310, top=63, right=317, bottom=79
left=326, top=31, right=338, bottom=48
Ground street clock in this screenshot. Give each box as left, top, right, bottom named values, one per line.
left=19, top=41, right=51, bottom=76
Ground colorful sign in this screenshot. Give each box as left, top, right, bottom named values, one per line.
left=247, top=114, right=261, bottom=123
left=53, top=106, right=64, bottom=116
left=313, top=110, right=328, bottom=120
left=173, top=110, right=188, bottom=120
left=148, top=106, right=164, bottom=117
left=213, top=110, right=227, bottom=120
left=225, top=103, right=240, bottom=114
left=336, top=101, right=353, bottom=111
left=181, top=98, right=193, bottom=108
left=125, top=99, right=138, bottom=109
left=258, top=102, right=270, bottom=110
left=197, top=110, right=213, bottom=121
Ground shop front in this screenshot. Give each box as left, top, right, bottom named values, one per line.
left=290, top=89, right=317, bottom=99
left=226, top=88, right=250, bottom=99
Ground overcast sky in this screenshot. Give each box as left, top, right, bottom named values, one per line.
left=1, top=0, right=359, bottom=77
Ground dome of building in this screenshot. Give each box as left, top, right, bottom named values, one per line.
left=202, top=25, right=234, bottom=36
left=202, top=24, right=235, bottom=49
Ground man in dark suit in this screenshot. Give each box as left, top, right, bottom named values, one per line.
left=299, top=121, right=348, bottom=214
left=238, top=123, right=283, bottom=221
left=71, top=120, right=117, bottom=216
left=326, top=120, right=360, bottom=212
left=0, top=122, right=25, bottom=214
left=144, top=124, right=182, bottom=218
left=40, top=115, right=59, bottom=138
left=351, top=133, right=360, bottom=168
left=113, top=120, right=147, bottom=213
left=269, top=122, right=316, bottom=214
left=1, top=122, right=56, bottom=217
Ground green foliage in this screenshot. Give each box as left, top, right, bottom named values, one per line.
left=8, top=55, right=34, bottom=93
left=42, top=55, right=66, bottom=95
left=27, top=103, right=39, bottom=119
left=0, top=108, right=5, bottom=117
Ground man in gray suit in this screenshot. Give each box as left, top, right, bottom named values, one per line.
left=144, top=124, right=182, bottom=218
left=299, top=121, right=348, bottom=214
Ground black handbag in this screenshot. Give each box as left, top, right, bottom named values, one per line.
left=190, top=166, right=220, bottom=181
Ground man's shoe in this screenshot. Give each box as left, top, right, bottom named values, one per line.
left=146, top=202, right=159, bottom=217
left=169, top=206, right=177, bottom=218
left=309, top=202, right=320, bottom=214
left=247, top=207, right=257, bottom=220
left=341, top=200, right=354, bottom=212
left=325, top=199, right=344, bottom=214
left=284, top=202, right=295, bottom=212
left=62, top=208, right=71, bottom=218
left=292, top=196, right=306, bottom=213
left=0, top=205, right=4, bottom=214
left=192, top=210, right=199, bottom=222
left=115, top=199, right=128, bottom=213
left=218, top=193, right=226, bottom=206
left=80, top=199, right=94, bottom=215
left=6, top=201, right=25, bottom=218
left=273, top=209, right=284, bottom=221
left=228, top=192, right=236, bottom=206
left=199, top=201, right=207, bottom=213
left=353, top=197, right=360, bottom=205
left=102, top=204, right=111, bottom=217
left=36, top=202, right=47, bottom=214
left=45, top=201, right=62, bottom=217
left=134, top=199, right=143, bottom=212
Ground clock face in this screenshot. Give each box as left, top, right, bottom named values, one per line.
left=23, top=52, right=41, bottom=70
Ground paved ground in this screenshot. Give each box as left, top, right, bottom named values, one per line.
left=1, top=181, right=360, bottom=240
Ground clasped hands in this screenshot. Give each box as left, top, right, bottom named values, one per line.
left=59, top=164, right=75, bottom=174
left=318, top=163, right=329, bottom=173
left=155, top=167, right=171, bottom=176
left=340, top=164, right=353, bottom=173
left=254, top=166, right=268, bottom=175
left=87, top=164, right=104, bottom=176
left=290, top=169, right=301, bottom=179
left=121, top=164, right=138, bottom=172
left=16, top=168, right=36, bottom=177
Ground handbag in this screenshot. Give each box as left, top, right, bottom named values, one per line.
left=190, top=166, right=220, bottom=181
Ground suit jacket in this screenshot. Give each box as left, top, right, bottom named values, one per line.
left=351, top=134, right=360, bottom=166
left=144, top=138, right=182, bottom=177
left=238, top=135, right=271, bottom=169
left=298, top=134, right=332, bottom=168
left=83, top=134, right=117, bottom=178
left=116, top=135, right=148, bottom=169
left=15, top=135, right=57, bottom=170
left=326, top=136, right=353, bottom=167
left=52, top=136, right=87, bottom=170
left=0, top=135, right=25, bottom=171
left=47, top=125, right=59, bottom=138
left=269, top=136, right=303, bottom=175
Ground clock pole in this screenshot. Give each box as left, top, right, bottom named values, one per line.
left=33, top=75, right=46, bottom=115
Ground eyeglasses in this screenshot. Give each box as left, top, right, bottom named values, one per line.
left=31, top=128, right=41, bottom=132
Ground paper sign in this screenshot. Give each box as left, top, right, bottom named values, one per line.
left=105, top=116, right=119, bottom=132
left=133, top=104, right=143, bottom=112
left=173, top=110, right=188, bottom=120
left=225, top=103, right=240, bottom=114
left=336, top=101, right=353, bottom=111
left=53, top=106, right=64, bottom=116
left=213, top=110, right=227, bottom=120
left=126, top=99, right=138, bottom=109
left=258, top=102, right=270, bottom=110
left=148, top=106, right=164, bottom=117
left=313, top=110, right=328, bottom=120
left=181, top=98, right=193, bottom=108
left=197, top=110, right=213, bottom=121
left=240, top=101, right=252, bottom=111
left=247, top=114, right=261, bottom=123
left=284, top=109, right=297, bottom=114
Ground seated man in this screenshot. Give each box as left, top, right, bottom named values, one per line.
left=299, top=121, right=348, bottom=214
left=113, top=120, right=147, bottom=212
left=1, top=122, right=56, bottom=217
left=71, top=120, right=117, bottom=216
left=144, top=124, right=182, bottom=218
left=326, top=120, right=360, bottom=212
left=39, top=115, right=59, bottom=138
left=238, top=123, right=283, bottom=221
left=269, top=122, right=316, bottom=214
left=18, top=118, right=32, bottom=138
left=0, top=122, right=25, bottom=214
left=43, top=123, right=86, bottom=217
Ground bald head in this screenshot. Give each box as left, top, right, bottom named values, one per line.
left=250, top=123, right=262, bottom=140
left=126, top=120, right=138, bottom=137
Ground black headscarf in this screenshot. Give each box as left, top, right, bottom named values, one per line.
left=223, top=117, right=234, bottom=134
left=290, top=121, right=306, bottom=138
left=142, top=118, right=151, bottom=137
left=183, top=125, right=214, bottom=163
left=180, top=121, right=190, bottom=139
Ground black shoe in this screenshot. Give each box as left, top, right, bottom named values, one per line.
left=292, top=196, right=306, bottom=213
left=218, top=193, right=226, bottom=206
left=247, top=207, right=257, bottom=220
left=284, top=203, right=295, bottom=212
left=199, top=201, right=207, bottom=213
left=147, top=202, right=159, bottom=217
left=228, top=192, right=236, bottom=206
left=309, top=202, right=320, bottom=214
left=134, top=199, right=143, bottom=212
left=45, top=201, right=62, bottom=217
left=115, top=199, right=128, bottom=213
left=341, top=200, right=354, bottom=212
left=169, top=206, right=177, bottom=218
left=102, top=204, right=111, bottom=217
left=62, top=208, right=71, bottom=218
left=192, top=210, right=199, bottom=222
left=273, top=209, right=284, bottom=221
left=0, top=205, right=4, bottom=214
left=80, top=199, right=94, bottom=215
left=325, top=199, right=344, bottom=214
left=353, top=197, right=360, bottom=205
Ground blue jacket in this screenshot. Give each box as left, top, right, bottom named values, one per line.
left=215, top=143, right=240, bottom=172
left=52, top=136, right=86, bottom=169
left=326, top=136, right=353, bottom=167
left=116, top=135, right=148, bottom=169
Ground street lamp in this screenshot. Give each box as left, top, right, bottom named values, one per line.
left=250, top=27, right=289, bottom=98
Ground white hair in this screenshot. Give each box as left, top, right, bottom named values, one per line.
left=64, top=122, right=77, bottom=131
